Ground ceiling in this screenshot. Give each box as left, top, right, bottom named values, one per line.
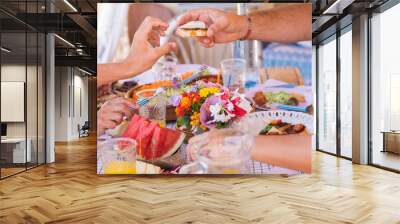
left=1, top=0, right=396, bottom=74
left=0, top=0, right=98, bottom=74
left=312, top=0, right=391, bottom=43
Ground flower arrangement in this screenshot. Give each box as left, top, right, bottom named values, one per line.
left=173, top=81, right=252, bottom=134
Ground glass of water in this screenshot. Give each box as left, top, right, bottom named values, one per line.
left=181, top=128, right=254, bottom=174
left=221, top=58, right=246, bottom=91
left=136, top=89, right=167, bottom=127
left=153, top=55, right=178, bottom=81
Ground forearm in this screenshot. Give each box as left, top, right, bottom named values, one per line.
left=252, top=135, right=311, bottom=173
left=248, top=4, right=312, bottom=43
left=97, top=62, right=141, bottom=87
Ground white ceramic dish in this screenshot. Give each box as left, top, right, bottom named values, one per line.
left=246, top=110, right=314, bottom=134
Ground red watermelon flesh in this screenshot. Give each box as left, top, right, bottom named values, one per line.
left=122, top=115, right=185, bottom=161
left=151, top=126, right=185, bottom=159
left=151, top=126, right=167, bottom=158
left=137, top=122, right=158, bottom=160
left=134, top=119, right=150, bottom=158
left=122, top=114, right=144, bottom=139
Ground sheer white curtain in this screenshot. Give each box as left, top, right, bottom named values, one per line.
left=97, top=3, right=130, bottom=64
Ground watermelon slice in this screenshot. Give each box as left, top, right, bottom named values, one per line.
left=134, top=119, right=149, bottom=158
left=137, top=121, right=158, bottom=160
left=122, top=115, right=185, bottom=161
left=123, top=114, right=144, bottom=139
left=151, top=126, right=185, bottom=159
left=151, top=126, right=167, bottom=155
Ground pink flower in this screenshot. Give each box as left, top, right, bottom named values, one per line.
left=200, top=95, right=220, bottom=129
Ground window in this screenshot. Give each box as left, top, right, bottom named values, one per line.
left=370, top=3, right=400, bottom=171
left=317, top=37, right=337, bottom=154
left=0, top=1, right=46, bottom=179
left=339, top=29, right=352, bottom=158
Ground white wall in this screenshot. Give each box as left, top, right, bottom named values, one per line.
left=1, top=65, right=36, bottom=138
left=1, top=64, right=46, bottom=164
left=1, top=65, right=26, bottom=134
left=54, top=67, right=89, bottom=141
left=54, top=67, right=69, bottom=141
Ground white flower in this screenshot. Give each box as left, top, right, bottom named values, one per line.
left=232, top=90, right=244, bottom=99
left=208, top=103, right=234, bottom=123
left=237, top=97, right=252, bottom=113
left=209, top=103, right=222, bottom=116
left=226, top=101, right=234, bottom=111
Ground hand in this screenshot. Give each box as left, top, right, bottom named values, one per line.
left=177, top=8, right=248, bottom=48
left=97, top=97, right=134, bottom=136
left=124, top=16, right=178, bottom=75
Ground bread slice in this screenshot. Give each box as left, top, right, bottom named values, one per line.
left=176, top=21, right=208, bottom=37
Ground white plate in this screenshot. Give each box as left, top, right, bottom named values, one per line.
left=245, top=83, right=313, bottom=107
left=246, top=110, right=314, bottom=134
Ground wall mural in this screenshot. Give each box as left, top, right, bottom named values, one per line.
left=96, top=3, right=313, bottom=175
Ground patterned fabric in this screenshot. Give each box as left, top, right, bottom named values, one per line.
left=245, top=160, right=302, bottom=175
left=263, top=42, right=312, bottom=86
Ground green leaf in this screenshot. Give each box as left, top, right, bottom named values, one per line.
left=215, top=122, right=229, bottom=129
left=259, top=124, right=273, bottom=135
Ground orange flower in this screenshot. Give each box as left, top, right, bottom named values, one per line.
left=175, top=107, right=185, bottom=117
left=180, top=96, right=190, bottom=108
left=191, top=93, right=200, bottom=103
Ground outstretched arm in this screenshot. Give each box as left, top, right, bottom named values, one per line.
left=98, top=16, right=177, bottom=87
left=248, top=4, right=311, bottom=43
left=177, top=4, right=311, bottom=48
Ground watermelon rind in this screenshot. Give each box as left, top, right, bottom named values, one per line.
left=159, top=131, right=186, bottom=159
left=123, top=115, right=186, bottom=161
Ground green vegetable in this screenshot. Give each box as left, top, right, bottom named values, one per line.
left=164, top=85, right=192, bottom=98
left=201, top=69, right=210, bottom=75
left=265, top=91, right=292, bottom=105
left=259, top=124, right=274, bottom=135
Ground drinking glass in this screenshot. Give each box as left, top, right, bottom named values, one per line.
left=98, top=137, right=136, bottom=174
left=221, top=58, right=246, bottom=91
left=182, top=129, right=254, bottom=174
left=153, top=55, right=178, bottom=81
left=245, top=67, right=260, bottom=89
left=136, top=89, right=167, bottom=127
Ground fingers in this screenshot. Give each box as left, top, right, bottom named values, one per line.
left=154, top=42, right=177, bottom=57
left=107, top=111, right=125, bottom=124
left=177, top=9, right=203, bottom=26
left=98, top=97, right=136, bottom=135
left=99, top=118, right=118, bottom=131
left=136, top=16, right=168, bottom=41
left=149, top=30, right=160, bottom=47
left=101, top=98, right=134, bottom=118
left=207, top=19, right=227, bottom=38
left=196, top=37, right=214, bottom=48
left=113, top=98, right=134, bottom=117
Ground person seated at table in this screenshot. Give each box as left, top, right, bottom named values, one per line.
left=187, top=127, right=311, bottom=173
left=177, top=4, right=311, bottom=48
left=97, top=97, right=134, bottom=136
left=98, top=16, right=177, bottom=87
